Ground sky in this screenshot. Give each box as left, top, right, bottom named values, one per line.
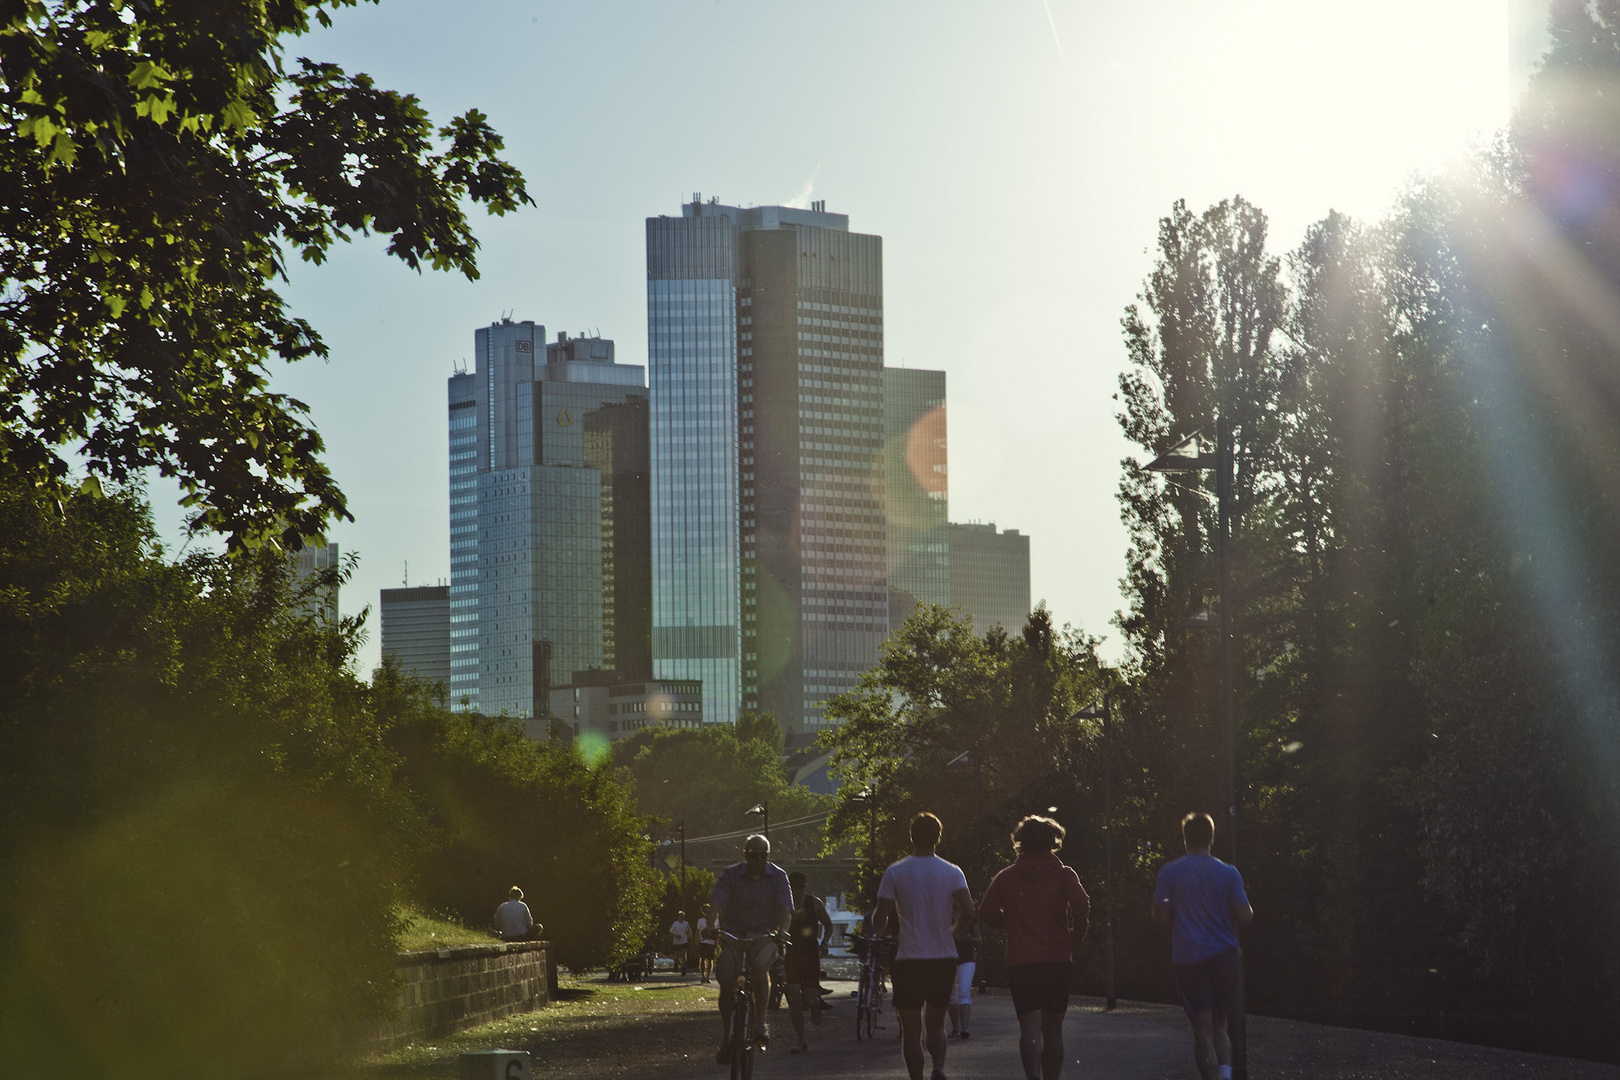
left=148, top=0, right=1543, bottom=677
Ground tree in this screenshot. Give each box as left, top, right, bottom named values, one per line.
left=0, top=0, right=530, bottom=548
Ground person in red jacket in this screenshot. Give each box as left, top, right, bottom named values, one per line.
left=978, top=815, right=1090, bottom=1080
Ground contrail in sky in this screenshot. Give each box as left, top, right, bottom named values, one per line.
left=1040, top=0, right=1066, bottom=63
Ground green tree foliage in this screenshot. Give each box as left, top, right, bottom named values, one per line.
left=0, top=480, right=662, bottom=1071
left=1100, top=5, right=1620, bottom=1054
left=0, top=480, right=412, bottom=1076
left=380, top=669, right=661, bottom=971
left=612, top=714, right=831, bottom=841
left=819, top=605, right=1108, bottom=913
left=0, top=0, right=531, bottom=548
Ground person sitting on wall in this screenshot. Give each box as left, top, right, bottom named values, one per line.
left=494, top=885, right=539, bottom=943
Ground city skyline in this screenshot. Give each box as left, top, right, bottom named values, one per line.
left=139, top=2, right=1532, bottom=681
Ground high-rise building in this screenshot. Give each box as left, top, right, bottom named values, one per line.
left=290, top=541, right=340, bottom=622
left=380, top=584, right=451, bottom=684
left=948, top=521, right=1031, bottom=634
left=647, top=197, right=888, bottom=737
left=447, top=320, right=650, bottom=721
left=883, top=368, right=949, bottom=626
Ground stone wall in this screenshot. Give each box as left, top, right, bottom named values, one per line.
left=357, top=941, right=550, bottom=1051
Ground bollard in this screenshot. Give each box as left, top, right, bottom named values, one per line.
left=458, top=1048, right=531, bottom=1080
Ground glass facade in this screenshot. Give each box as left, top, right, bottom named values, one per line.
left=947, top=521, right=1031, bottom=634
left=449, top=321, right=649, bottom=720
left=883, top=368, right=949, bottom=625
left=647, top=212, right=742, bottom=722
left=380, top=584, right=452, bottom=685
left=448, top=374, right=479, bottom=709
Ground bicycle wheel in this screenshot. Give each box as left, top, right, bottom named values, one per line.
left=855, top=967, right=871, bottom=1040
left=864, top=981, right=877, bottom=1039
left=729, top=989, right=749, bottom=1080
left=738, top=990, right=757, bottom=1080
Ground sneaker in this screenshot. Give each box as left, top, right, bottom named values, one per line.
left=930, top=1071, right=947, bottom=1080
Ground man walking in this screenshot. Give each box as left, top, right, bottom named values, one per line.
left=670, top=909, right=692, bottom=976
left=1153, top=813, right=1253, bottom=1080
left=872, top=812, right=975, bottom=1080
left=709, top=833, right=792, bottom=1064
left=783, top=870, right=834, bottom=1052
left=979, top=814, right=1089, bottom=1080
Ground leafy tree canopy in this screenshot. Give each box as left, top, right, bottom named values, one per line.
left=0, top=0, right=531, bottom=549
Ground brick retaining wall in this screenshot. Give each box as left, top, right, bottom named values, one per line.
left=357, top=940, right=551, bottom=1051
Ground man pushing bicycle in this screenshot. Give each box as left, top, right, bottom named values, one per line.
left=709, top=833, right=793, bottom=1065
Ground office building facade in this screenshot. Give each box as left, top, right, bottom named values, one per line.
left=647, top=197, right=889, bottom=736
left=548, top=678, right=704, bottom=742
left=883, top=368, right=949, bottom=626
left=380, top=584, right=451, bottom=684
left=948, top=521, right=1031, bottom=634
left=447, top=320, right=650, bottom=720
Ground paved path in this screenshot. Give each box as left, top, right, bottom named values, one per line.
left=741, top=979, right=1191, bottom=1080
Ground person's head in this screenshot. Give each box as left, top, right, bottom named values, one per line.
left=910, top=811, right=943, bottom=849
left=1012, top=814, right=1065, bottom=855
left=676, top=909, right=685, bottom=920
left=1181, top=812, right=1215, bottom=850
left=509, top=886, right=524, bottom=900
left=743, top=833, right=770, bottom=873
left=702, top=902, right=712, bottom=916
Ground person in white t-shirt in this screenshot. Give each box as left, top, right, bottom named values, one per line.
left=872, top=812, right=975, bottom=1080
left=696, top=902, right=717, bottom=983
left=493, top=886, right=537, bottom=943
left=669, top=910, right=692, bottom=976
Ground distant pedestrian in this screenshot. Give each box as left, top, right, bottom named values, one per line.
left=493, top=886, right=537, bottom=943
left=979, top=815, right=1089, bottom=1080
left=946, top=914, right=981, bottom=1038
left=872, top=812, right=976, bottom=1080
left=784, top=871, right=834, bottom=1052
left=696, top=902, right=717, bottom=983
left=670, top=909, right=692, bottom=975
left=1153, top=813, right=1253, bottom=1080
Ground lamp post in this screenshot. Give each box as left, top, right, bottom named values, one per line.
left=1069, top=695, right=1115, bottom=1010
left=746, top=801, right=769, bottom=839
left=1146, top=423, right=1247, bottom=1080
left=1146, top=423, right=1238, bottom=866
left=946, top=750, right=983, bottom=897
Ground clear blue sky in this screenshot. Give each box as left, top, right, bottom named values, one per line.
left=149, top=0, right=1541, bottom=677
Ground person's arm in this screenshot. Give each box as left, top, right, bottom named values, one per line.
left=816, top=898, right=833, bottom=948
left=951, top=886, right=975, bottom=934
left=977, top=872, right=1007, bottom=928
left=871, top=897, right=898, bottom=936
left=1230, top=871, right=1254, bottom=927
left=1068, top=877, right=1090, bottom=951
left=1232, top=901, right=1255, bottom=927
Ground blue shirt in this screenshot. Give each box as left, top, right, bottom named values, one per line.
left=1153, top=853, right=1249, bottom=964
left=709, top=860, right=792, bottom=934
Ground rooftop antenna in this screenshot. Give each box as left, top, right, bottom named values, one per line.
left=403, top=560, right=408, bottom=587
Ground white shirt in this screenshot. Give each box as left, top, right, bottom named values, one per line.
left=670, top=919, right=691, bottom=945
left=877, top=854, right=969, bottom=960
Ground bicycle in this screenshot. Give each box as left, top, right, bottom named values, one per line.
left=717, top=929, right=787, bottom=1080
left=848, top=932, right=893, bottom=1041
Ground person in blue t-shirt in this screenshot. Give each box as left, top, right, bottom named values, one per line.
left=1152, top=813, right=1254, bottom=1080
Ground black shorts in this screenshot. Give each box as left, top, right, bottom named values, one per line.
left=890, top=958, right=957, bottom=1010
left=699, top=941, right=716, bottom=959
left=1007, top=961, right=1074, bottom=1016
left=1173, top=947, right=1243, bottom=1017
left=784, top=945, right=819, bottom=986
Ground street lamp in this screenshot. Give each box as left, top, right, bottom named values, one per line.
left=746, top=801, right=769, bottom=839
left=1146, top=425, right=1238, bottom=867
left=945, top=750, right=983, bottom=897
left=1069, top=695, right=1116, bottom=1011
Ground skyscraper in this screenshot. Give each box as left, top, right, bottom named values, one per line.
left=883, top=367, right=949, bottom=626
left=948, top=521, right=1031, bottom=634
left=647, top=197, right=888, bottom=737
left=447, top=320, right=649, bottom=720
left=380, top=584, right=451, bottom=684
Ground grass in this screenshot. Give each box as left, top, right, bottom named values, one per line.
left=313, top=974, right=717, bottom=1079
left=394, top=905, right=497, bottom=952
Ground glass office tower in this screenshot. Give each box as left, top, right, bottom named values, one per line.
left=948, top=521, right=1031, bottom=633
left=647, top=197, right=889, bottom=736
left=883, top=368, right=949, bottom=625
left=448, top=320, right=649, bottom=721
left=646, top=205, right=743, bottom=723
